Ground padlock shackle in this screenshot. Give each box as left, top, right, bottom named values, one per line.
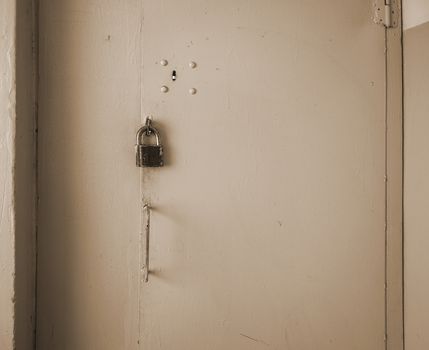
left=136, top=125, right=161, bottom=145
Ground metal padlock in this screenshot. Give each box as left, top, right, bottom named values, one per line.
left=136, top=125, right=164, bottom=167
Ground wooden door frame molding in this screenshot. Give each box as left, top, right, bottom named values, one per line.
left=385, top=2, right=404, bottom=348
left=0, top=0, right=37, bottom=349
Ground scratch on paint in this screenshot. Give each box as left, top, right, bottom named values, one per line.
left=284, top=328, right=291, bottom=348
left=240, top=333, right=270, bottom=346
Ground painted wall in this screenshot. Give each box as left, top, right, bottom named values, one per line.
left=404, top=19, right=429, bottom=350
left=0, top=0, right=17, bottom=348
left=403, top=0, right=429, bottom=30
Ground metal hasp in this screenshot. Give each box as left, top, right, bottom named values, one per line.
left=136, top=118, right=164, bottom=167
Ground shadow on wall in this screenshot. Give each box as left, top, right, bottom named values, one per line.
left=35, top=0, right=142, bottom=348
left=14, top=0, right=37, bottom=348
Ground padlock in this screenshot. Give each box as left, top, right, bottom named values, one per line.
left=136, top=125, right=164, bottom=167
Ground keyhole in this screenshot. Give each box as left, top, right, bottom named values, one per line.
left=172, top=70, right=177, bottom=81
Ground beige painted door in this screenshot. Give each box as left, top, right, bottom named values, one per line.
left=37, top=1, right=399, bottom=349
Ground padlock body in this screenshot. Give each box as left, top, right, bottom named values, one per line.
left=136, top=144, right=164, bottom=167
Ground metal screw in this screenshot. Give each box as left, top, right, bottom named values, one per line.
left=161, top=86, right=169, bottom=93
left=189, top=61, right=197, bottom=69
left=189, top=88, right=197, bottom=95
left=160, top=59, right=168, bottom=66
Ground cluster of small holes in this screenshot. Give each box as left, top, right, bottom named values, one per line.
left=158, top=60, right=198, bottom=95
